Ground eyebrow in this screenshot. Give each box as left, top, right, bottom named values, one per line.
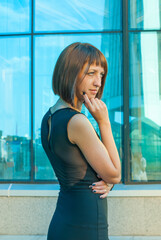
left=88, top=69, right=105, bottom=73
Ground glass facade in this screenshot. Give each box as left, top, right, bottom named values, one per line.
left=35, top=0, right=122, bottom=31
left=129, top=0, right=161, bottom=30
left=0, top=0, right=160, bottom=183
left=0, top=37, right=30, bottom=180
left=129, top=0, right=161, bottom=182
left=0, top=0, right=30, bottom=33
left=129, top=32, right=161, bottom=181
left=34, top=33, right=122, bottom=180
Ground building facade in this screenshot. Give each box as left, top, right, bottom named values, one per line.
left=0, top=0, right=161, bottom=184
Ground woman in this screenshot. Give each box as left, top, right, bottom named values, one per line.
left=41, top=42, right=121, bottom=240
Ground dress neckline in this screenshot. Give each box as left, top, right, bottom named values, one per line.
left=49, top=107, right=81, bottom=116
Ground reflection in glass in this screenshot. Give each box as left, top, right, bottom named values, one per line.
left=0, top=37, right=30, bottom=180
left=35, top=0, right=122, bottom=32
left=129, top=0, right=161, bottom=30
left=34, top=34, right=122, bottom=180
left=129, top=32, right=161, bottom=181
left=0, top=0, right=30, bottom=34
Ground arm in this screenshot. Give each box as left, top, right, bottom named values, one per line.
left=68, top=101, right=121, bottom=184
left=83, top=93, right=121, bottom=183
left=98, top=121, right=121, bottom=182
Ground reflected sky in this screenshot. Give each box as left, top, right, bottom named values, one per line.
left=129, top=0, right=161, bottom=29
left=129, top=32, right=161, bottom=126
left=35, top=0, right=122, bottom=31
left=141, top=33, right=161, bottom=125
left=0, top=37, right=30, bottom=137
left=0, top=0, right=30, bottom=33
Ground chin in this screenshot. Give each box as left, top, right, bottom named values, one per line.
left=89, top=93, right=97, bottom=98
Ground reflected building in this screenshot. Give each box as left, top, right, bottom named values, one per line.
left=0, top=131, right=30, bottom=180
left=0, top=0, right=161, bottom=183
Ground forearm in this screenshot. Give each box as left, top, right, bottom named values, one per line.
left=98, top=121, right=121, bottom=177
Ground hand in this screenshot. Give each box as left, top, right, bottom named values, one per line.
left=83, top=93, right=110, bottom=125
left=89, top=180, right=113, bottom=198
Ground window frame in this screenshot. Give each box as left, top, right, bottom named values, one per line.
left=0, top=0, right=161, bottom=184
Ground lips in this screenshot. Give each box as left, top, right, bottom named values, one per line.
left=89, top=89, right=97, bottom=94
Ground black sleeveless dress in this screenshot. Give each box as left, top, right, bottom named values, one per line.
left=41, top=107, right=109, bottom=240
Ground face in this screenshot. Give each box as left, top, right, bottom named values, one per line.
left=76, top=63, right=105, bottom=101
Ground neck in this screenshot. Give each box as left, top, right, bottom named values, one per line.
left=56, top=98, right=82, bottom=112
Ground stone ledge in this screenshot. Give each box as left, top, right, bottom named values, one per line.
left=0, top=195, right=161, bottom=235
left=0, top=183, right=161, bottom=197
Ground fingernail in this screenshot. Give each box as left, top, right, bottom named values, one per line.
left=83, top=91, right=86, bottom=95
left=92, top=183, right=95, bottom=186
left=89, top=185, right=92, bottom=188
left=93, top=190, right=96, bottom=192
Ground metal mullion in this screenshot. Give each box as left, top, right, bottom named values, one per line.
left=33, top=30, right=122, bottom=35
left=0, top=33, right=31, bottom=37
left=0, top=30, right=122, bottom=37
left=30, top=0, right=34, bottom=182
left=122, top=0, right=130, bottom=183
left=129, top=29, right=161, bottom=33
left=1, top=29, right=160, bottom=38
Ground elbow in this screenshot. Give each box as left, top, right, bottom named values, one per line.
left=101, top=168, right=121, bottom=184
left=113, top=171, right=121, bottom=183
left=113, top=168, right=121, bottom=183
left=110, top=168, right=121, bottom=183
left=112, top=175, right=121, bottom=184
left=106, top=173, right=121, bottom=184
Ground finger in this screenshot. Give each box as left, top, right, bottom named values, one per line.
left=94, top=98, right=103, bottom=107
left=92, top=185, right=109, bottom=191
left=92, top=189, right=109, bottom=194
left=100, top=192, right=108, bottom=199
left=92, top=180, right=106, bottom=186
left=90, top=98, right=100, bottom=109
left=92, top=187, right=111, bottom=193
left=91, top=182, right=112, bottom=192
left=92, top=181, right=113, bottom=189
left=97, top=99, right=106, bottom=107
left=95, top=100, right=108, bottom=112
left=83, top=93, right=93, bottom=110
left=108, top=184, right=114, bottom=190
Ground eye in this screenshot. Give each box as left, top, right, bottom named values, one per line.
left=100, top=73, right=105, bottom=78
left=87, top=71, right=94, bottom=76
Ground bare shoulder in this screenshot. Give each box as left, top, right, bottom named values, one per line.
left=68, top=113, right=92, bottom=128
left=67, top=113, right=97, bottom=144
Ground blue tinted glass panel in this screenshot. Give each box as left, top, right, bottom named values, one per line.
left=0, top=0, right=30, bottom=33
left=129, top=32, right=161, bottom=181
left=35, top=0, right=122, bottom=32
left=34, top=34, right=123, bottom=180
left=0, top=37, right=30, bottom=180
left=129, top=0, right=161, bottom=30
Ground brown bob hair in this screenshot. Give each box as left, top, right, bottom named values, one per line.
left=52, top=42, right=108, bottom=106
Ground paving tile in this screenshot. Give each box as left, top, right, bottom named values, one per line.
left=0, top=236, right=161, bottom=240
left=133, top=237, right=161, bottom=240
left=110, top=237, right=161, bottom=240
left=0, top=236, right=46, bottom=240
left=110, top=237, right=133, bottom=240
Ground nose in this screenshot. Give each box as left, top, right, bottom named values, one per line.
left=94, top=74, right=102, bottom=88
